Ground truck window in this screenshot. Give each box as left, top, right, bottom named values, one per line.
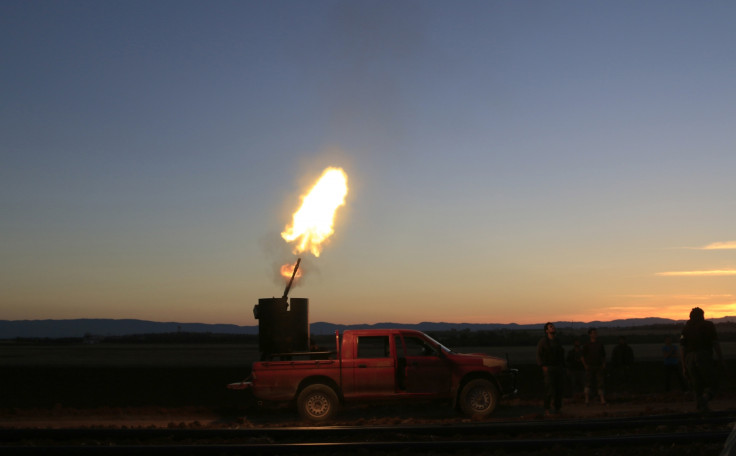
left=404, top=336, right=438, bottom=357
left=357, top=336, right=390, bottom=358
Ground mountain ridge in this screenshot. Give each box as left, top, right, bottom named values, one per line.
left=2, top=316, right=734, bottom=339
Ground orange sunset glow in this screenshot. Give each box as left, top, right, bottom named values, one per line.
left=564, top=300, right=736, bottom=324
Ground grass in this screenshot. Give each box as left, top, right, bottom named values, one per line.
left=2, top=341, right=733, bottom=366
left=0, top=343, right=261, bottom=367
left=1, top=341, right=732, bottom=410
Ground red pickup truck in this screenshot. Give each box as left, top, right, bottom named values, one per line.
left=229, top=328, right=518, bottom=421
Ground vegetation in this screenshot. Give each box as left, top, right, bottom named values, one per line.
left=4, top=322, right=735, bottom=347
left=429, top=322, right=736, bottom=347
left=7, top=332, right=259, bottom=345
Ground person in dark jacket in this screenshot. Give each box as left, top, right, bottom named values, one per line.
left=566, top=339, right=585, bottom=396
left=663, top=336, right=687, bottom=392
left=537, top=322, right=565, bottom=415
left=582, top=328, right=606, bottom=405
left=680, top=307, right=723, bottom=412
left=610, top=336, right=635, bottom=394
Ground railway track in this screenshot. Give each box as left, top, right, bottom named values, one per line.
left=2, top=411, right=735, bottom=455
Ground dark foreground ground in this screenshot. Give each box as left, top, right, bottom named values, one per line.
left=1, top=360, right=735, bottom=456
left=1, top=339, right=734, bottom=427
left=1, top=360, right=734, bottom=414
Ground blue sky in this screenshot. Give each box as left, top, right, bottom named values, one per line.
left=2, top=0, right=734, bottom=326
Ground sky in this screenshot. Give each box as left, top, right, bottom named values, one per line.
left=2, top=0, right=735, bottom=327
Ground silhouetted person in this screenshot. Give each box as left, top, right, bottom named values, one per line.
left=610, top=336, right=634, bottom=394
left=662, top=336, right=687, bottom=392
left=582, top=328, right=606, bottom=405
left=537, top=322, right=565, bottom=416
left=680, top=307, right=723, bottom=412
left=566, top=339, right=585, bottom=397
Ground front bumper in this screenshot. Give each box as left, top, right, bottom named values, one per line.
left=227, top=380, right=253, bottom=390
left=499, top=368, right=519, bottom=397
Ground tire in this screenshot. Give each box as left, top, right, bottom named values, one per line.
left=297, top=384, right=340, bottom=422
left=459, top=378, right=499, bottom=418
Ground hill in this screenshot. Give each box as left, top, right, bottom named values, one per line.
left=2, top=316, right=734, bottom=339
left=0, top=319, right=256, bottom=339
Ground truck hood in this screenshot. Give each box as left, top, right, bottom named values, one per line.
left=450, top=352, right=508, bottom=370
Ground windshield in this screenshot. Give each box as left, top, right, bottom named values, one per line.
left=424, top=333, right=455, bottom=354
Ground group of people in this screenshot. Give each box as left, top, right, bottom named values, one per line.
left=536, top=324, right=609, bottom=415
left=536, top=307, right=723, bottom=416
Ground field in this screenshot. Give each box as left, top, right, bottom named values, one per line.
left=0, top=343, right=254, bottom=409
left=1, top=340, right=734, bottom=410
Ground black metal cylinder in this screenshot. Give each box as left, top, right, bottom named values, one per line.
left=253, top=297, right=309, bottom=355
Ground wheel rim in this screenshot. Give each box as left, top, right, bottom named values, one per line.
left=468, top=386, right=491, bottom=412
left=306, top=393, right=330, bottom=417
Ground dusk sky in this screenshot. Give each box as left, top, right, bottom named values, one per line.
left=2, top=1, right=735, bottom=327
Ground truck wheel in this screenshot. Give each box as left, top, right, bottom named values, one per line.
left=459, top=379, right=499, bottom=418
left=297, top=384, right=340, bottom=422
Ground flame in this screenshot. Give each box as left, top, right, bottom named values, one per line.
left=280, top=262, right=303, bottom=280
left=281, top=167, right=348, bottom=257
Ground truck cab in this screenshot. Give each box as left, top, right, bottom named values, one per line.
left=341, top=330, right=453, bottom=397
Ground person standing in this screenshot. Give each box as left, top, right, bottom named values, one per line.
left=566, top=339, right=585, bottom=397
left=537, top=322, right=565, bottom=416
left=662, top=336, right=687, bottom=392
left=680, top=307, right=723, bottom=412
left=582, top=328, right=606, bottom=405
left=610, top=336, right=635, bottom=394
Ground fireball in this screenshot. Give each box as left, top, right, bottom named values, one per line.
left=280, top=262, right=303, bottom=280
left=281, top=167, right=348, bottom=257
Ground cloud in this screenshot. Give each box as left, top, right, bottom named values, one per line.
left=656, top=270, right=736, bottom=277
left=707, top=302, right=736, bottom=313
left=676, top=240, right=736, bottom=250
left=701, top=241, right=736, bottom=250
left=588, top=301, right=736, bottom=322
left=591, top=295, right=736, bottom=322
left=617, top=294, right=733, bottom=300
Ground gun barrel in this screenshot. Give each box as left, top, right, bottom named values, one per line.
left=282, top=258, right=301, bottom=299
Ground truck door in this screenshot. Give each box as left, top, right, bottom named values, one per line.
left=346, top=335, right=396, bottom=395
left=400, top=334, right=451, bottom=394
